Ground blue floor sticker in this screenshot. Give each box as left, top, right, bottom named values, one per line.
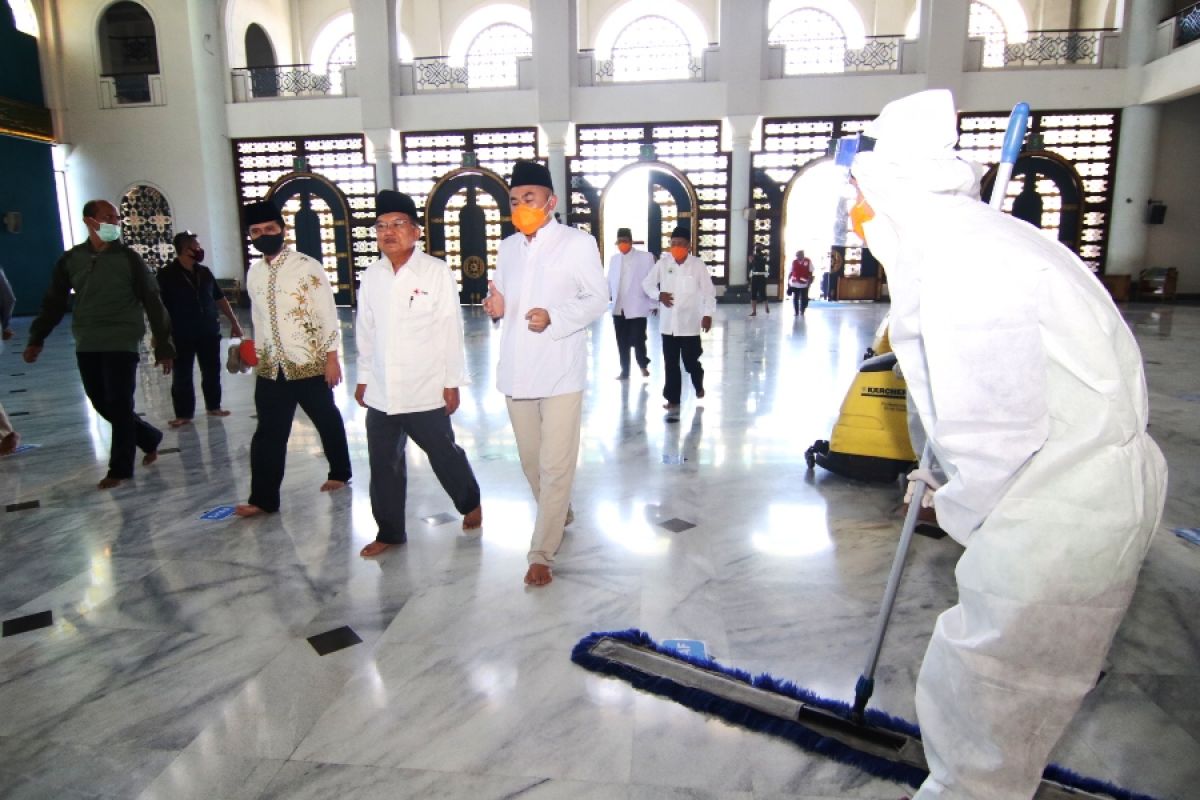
left=1174, top=527, right=1200, bottom=546
left=9, top=443, right=39, bottom=455
left=201, top=505, right=237, bottom=521
left=662, top=639, right=708, bottom=660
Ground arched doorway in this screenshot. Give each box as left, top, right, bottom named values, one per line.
left=261, top=173, right=356, bottom=306
left=597, top=161, right=697, bottom=266
left=781, top=156, right=856, bottom=300
left=981, top=150, right=1085, bottom=253
left=119, top=184, right=173, bottom=271
left=425, top=166, right=513, bottom=304
left=244, top=23, right=277, bottom=98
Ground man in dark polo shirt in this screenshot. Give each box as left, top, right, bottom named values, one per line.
left=157, top=231, right=243, bottom=427
left=24, top=198, right=175, bottom=489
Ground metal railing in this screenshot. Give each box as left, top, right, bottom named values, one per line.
left=411, top=57, right=472, bottom=91
left=99, top=73, right=164, bottom=108
left=230, top=64, right=347, bottom=100
left=591, top=46, right=704, bottom=83
left=843, top=36, right=903, bottom=72
left=995, top=28, right=1116, bottom=67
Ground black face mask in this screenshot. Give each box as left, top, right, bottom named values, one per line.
left=191, top=248, right=205, bottom=263
left=252, top=233, right=285, bottom=257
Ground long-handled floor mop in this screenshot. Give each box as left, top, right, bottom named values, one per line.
left=572, top=105, right=1160, bottom=800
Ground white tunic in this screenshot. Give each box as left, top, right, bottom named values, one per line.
left=493, top=218, right=608, bottom=399
left=607, top=249, right=657, bottom=318
left=642, top=253, right=716, bottom=336
left=355, top=249, right=467, bottom=415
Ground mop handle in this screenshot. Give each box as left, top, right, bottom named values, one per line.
left=858, top=442, right=933, bottom=685
left=989, top=102, right=1030, bottom=210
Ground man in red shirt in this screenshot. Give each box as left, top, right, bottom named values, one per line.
left=787, top=250, right=813, bottom=316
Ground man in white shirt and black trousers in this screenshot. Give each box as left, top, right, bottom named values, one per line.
left=235, top=201, right=351, bottom=517
left=643, top=225, right=716, bottom=412
left=483, top=160, right=608, bottom=587
left=607, top=227, right=657, bottom=380
left=355, top=190, right=482, bottom=558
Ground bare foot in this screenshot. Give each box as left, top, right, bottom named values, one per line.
left=234, top=503, right=265, bottom=517
left=207, top=409, right=232, bottom=417
left=616, top=373, right=629, bottom=380
left=565, top=507, right=575, bottom=526
left=97, top=476, right=124, bottom=490
left=463, top=506, right=483, bottom=530
left=524, top=564, right=553, bottom=586
left=142, top=451, right=158, bottom=466
left=0, top=431, right=19, bottom=455
left=360, top=540, right=394, bottom=557
left=167, top=418, right=191, bottom=428
left=663, top=402, right=680, bottom=411
left=749, top=312, right=757, bottom=317
left=640, top=367, right=650, bottom=377
left=696, top=388, right=705, bottom=399
left=320, top=480, right=348, bottom=492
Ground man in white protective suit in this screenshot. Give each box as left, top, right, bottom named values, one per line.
left=849, top=90, right=1167, bottom=799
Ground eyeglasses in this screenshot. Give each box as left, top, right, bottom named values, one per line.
left=374, top=220, right=417, bottom=232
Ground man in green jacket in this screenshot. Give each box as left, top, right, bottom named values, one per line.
left=24, top=199, right=176, bottom=489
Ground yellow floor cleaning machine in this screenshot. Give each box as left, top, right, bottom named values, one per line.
left=805, top=319, right=917, bottom=483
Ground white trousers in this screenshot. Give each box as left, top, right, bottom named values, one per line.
left=505, top=392, right=583, bottom=566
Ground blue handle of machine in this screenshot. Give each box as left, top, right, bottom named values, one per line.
left=1000, top=103, right=1030, bottom=164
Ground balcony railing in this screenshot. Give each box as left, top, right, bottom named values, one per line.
left=99, top=73, right=165, bottom=108
left=991, top=28, right=1117, bottom=68
left=577, top=47, right=717, bottom=85
left=396, top=55, right=533, bottom=93
left=767, top=36, right=904, bottom=77
left=230, top=64, right=353, bottom=101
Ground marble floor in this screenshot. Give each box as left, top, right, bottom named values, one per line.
left=1, top=300, right=1198, bottom=800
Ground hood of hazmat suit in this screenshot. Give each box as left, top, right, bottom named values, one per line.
left=852, top=90, right=1167, bottom=799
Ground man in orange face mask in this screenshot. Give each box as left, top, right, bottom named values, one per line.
left=483, top=160, right=608, bottom=587
left=607, top=227, right=658, bottom=379
left=641, top=225, right=716, bottom=412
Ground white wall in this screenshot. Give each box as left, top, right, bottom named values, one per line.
left=1147, top=91, right=1200, bottom=293
left=578, top=0, right=718, bottom=49
left=299, top=0, right=350, bottom=61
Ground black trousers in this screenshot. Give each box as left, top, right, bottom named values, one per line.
left=750, top=276, right=768, bottom=301
left=790, top=285, right=810, bottom=315
left=366, top=407, right=481, bottom=544
left=248, top=374, right=351, bottom=513
left=662, top=334, right=703, bottom=405
left=172, top=335, right=222, bottom=418
left=76, top=351, right=163, bottom=480
left=612, top=314, right=650, bottom=376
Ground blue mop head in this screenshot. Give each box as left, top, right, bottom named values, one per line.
left=571, top=628, right=1160, bottom=800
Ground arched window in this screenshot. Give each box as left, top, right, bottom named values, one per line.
left=10, top=0, right=39, bottom=37
left=608, top=15, right=694, bottom=82
left=447, top=4, right=533, bottom=88
left=119, top=185, right=174, bottom=272
left=98, top=1, right=160, bottom=104
left=969, top=1, right=1008, bottom=68
left=311, top=12, right=356, bottom=93
left=769, top=8, right=847, bottom=75
left=244, top=23, right=278, bottom=97
left=464, top=23, right=532, bottom=88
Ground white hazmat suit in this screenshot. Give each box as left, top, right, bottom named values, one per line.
left=852, top=90, right=1167, bottom=799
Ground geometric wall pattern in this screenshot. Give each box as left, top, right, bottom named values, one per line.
left=119, top=184, right=174, bottom=271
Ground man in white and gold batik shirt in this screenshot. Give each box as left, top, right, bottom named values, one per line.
left=235, top=200, right=351, bottom=517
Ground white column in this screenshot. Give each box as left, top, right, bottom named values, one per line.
left=541, top=120, right=570, bottom=203
left=351, top=0, right=396, bottom=130
left=366, top=128, right=395, bottom=191
left=924, top=0, right=967, bottom=94
left=531, top=0, right=573, bottom=123
left=1107, top=0, right=1174, bottom=276
left=727, top=115, right=757, bottom=289
left=186, top=0, right=243, bottom=282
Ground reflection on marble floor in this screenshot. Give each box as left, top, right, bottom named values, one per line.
left=2, top=302, right=1198, bottom=799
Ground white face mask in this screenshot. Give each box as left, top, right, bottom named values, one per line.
left=95, top=222, right=122, bottom=242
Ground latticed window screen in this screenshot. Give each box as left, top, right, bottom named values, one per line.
left=326, top=33, right=356, bottom=94
left=569, top=122, right=729, bottom=282
left=393, top=128, right=538, bottom=290
left=119, top=184, right=174, bottom=271
left=969, top=1, right=1008, bottom=68
left=465, top=23, right=532, bottom=88
left=768, top=9, right=847, bottom=75
left=610, top=15, right=693, bottom=82
left=958, top=110, right=1119, bottom=273
left=232, top=134, right=377, bottom=287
